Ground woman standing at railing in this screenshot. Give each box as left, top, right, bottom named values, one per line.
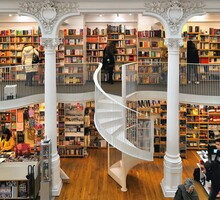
left=22, top=44, right=39, bottom=86
left=103, top=41, right=117, bottom=84
left=187, top=41, right=200, bottom=84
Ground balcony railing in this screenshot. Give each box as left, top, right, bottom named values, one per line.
left=0, top=62, right=220, bottom=101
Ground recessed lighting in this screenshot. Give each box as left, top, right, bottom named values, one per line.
left=99, top=14, right=102, bottom=17
left=113, top=14, right=125, bottom=22
left=129, top=13, right=132, bottom=16
left=9, top=14, right=12, bottom=17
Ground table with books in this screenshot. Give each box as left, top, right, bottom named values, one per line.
left=0, top=156, right=40, bottom=199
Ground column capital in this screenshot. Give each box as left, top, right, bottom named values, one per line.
left=40, top=37, right=60, bottom=49
left=164, top=38, right=183, bottom=48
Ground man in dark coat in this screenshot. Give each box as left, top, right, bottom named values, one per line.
left=174, top=178, right=199, bottom=200
left=201, top=138, right=220, bottom=200
left=102, top=41, right=117, bottom=84
left=187, top=41, right=200, bottom=84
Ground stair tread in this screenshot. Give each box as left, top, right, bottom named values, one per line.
left=96, top=108, right=122, bottom=113
left=99, top=117, right=122, bottom=123
left=105, top=125, right=122, bottom=135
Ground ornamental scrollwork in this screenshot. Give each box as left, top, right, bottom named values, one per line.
left=145, top=0, right=205, bottom=34
left=41, top=38, right=60, bottom=49
left=164, top=38, right=183, bottom=48
left=19, top=0, right=79, bottom=34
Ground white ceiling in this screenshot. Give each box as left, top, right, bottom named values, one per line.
left=1, top=12, right=220, bottom=23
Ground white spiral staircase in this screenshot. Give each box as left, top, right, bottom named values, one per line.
left=94, top=63, right=154, bottom=191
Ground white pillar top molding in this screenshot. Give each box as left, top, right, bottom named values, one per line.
left=40, top=38, right=60, bottom=49
left=164, top=38, right=183, bottom=49
left=143, top=0, right=205, bottom=38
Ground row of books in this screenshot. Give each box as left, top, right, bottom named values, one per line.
left=87, top=50, right=103, bottom=57
left=138, top=30, right=165, bottom=38
left=87, top=36, right=107, bottom=43
left=65, top=49, right=83, bottom=56
left=115, top=55, right=137, bottom=62
left=138, top=51, right=161, bottom=57
left=87, top=43, right=105, bottom=50
left=64, top=38, right=83, bottom=45
left=87, top=27, right=107, bottom=36
left=0, top=29, right=40, bottom=36
left=57, top=66, right=83, bottom=74
left=63, top=28, right=83, bottom=36
left=138, top=66, right=160, bottom=73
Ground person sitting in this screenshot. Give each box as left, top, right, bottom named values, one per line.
left=0, top=128, right=16, bottom=152
left=174, top=178, right=199, bottom=200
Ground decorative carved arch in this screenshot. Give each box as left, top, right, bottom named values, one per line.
left=143, top=0, right=206, bottom=38
left=19, top=0, right=80, bottom=37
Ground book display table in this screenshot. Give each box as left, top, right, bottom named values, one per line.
left=0, top=160, right=40, bottom=199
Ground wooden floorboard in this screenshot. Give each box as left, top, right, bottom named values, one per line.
left=55, top=149, right=208, bottom=200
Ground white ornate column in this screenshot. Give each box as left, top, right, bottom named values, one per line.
left=160, top=38, right=183, bottom=197
left=41, top=38, right=62, bottom=196
left=19, top=0, right=79, bottom=197
left=144, top=0, right=205, bottom=197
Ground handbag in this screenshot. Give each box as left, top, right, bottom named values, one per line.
left=32, top=49, right=39, bottom=64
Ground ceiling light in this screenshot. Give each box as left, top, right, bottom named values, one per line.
left=99, top=14, right=102, bottom=17
left=9, top=14, right=12, bottom=17
left=113, top=14, right=125, bottom=22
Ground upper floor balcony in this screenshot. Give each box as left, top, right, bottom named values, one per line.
left=0, top=62, right=219, bottom=107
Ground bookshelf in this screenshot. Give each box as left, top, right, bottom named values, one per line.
left=137, top=29, right=166, bottom=84
left=183, top=25, right=220, bottom=82
left=0, top=29, right=40, bottom=66
left=0, top=161, right=40, bottom=199
left=127, top=99, right=187, bottom=158
left=60, top=29, right=85, bottom=85
left=186, top=104, right=220, bottom=149
left=57, top=102, right=85, bottom=157
left=86, top=27, right=107, bottom=81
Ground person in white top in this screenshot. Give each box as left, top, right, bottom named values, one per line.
left=22, top=44, right=39, bottom=86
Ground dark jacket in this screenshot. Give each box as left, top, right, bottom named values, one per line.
left=103, top=45, right=117, bottom=69
left=174, top=184, right=199, bottom=200
left=187, top=41, right=199, bottom=64
left=206, top=150, right=220, bottom=189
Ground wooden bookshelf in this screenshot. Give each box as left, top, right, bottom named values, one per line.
left=137, top=29, right=166, bottom=85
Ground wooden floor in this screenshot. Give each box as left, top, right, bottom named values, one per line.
left=55, top=149, right=208, bottom=200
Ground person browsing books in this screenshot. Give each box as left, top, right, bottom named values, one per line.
left=187, top=41, right=200, bottom=84
left=22, top=44, right=39, bottom=86
left=103, top=41, right=117, bottom=84
left=0, top=128, right=15, bottom=152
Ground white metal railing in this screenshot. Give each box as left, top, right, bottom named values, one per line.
left=0, top=64, right=44, bottom=101
left=0, top=63, right=97, bottom=101
left=1, top=62, right=220, bottom=101
left=179, top=63, right=220, bottom=96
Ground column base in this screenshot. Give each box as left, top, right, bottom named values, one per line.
left=161, top=153, right=182, bottom=198
left=51, top=153, right=63, bottom=197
